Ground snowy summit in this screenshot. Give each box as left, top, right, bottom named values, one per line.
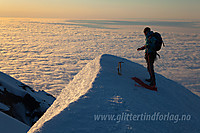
left=29, top=54, right=200, bottom=133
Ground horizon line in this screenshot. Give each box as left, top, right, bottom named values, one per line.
left=0, top=16, right=200, bottom=22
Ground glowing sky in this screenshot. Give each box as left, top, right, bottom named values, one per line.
left=0, top=0, right=199, bottom=19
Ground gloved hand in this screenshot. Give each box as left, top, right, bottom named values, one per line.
left=137, top=46, right=145, bottom=51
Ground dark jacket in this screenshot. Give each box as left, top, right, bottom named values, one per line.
left=145, top=31, right=156, bottom=54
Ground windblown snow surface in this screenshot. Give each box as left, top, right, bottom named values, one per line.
left=29, top=54, right=200, bottom=133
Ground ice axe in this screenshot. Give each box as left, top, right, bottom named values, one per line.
left=118, top=61, right=124, bottom=75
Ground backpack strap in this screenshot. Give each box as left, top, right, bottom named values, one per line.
left=163, top=41, right=165, bottom=47
left=156, top=52, right=160, bottom=59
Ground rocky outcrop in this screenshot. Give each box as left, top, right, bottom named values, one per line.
left=0, top=72, right=55, bottom=126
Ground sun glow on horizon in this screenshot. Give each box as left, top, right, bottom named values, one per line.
left=0, top=0, right=200, bottom=20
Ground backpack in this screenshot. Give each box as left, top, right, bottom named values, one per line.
left=152, top=32, right=165, bottom=51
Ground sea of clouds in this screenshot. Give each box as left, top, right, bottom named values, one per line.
left=0, top=18, right=199, bottom=97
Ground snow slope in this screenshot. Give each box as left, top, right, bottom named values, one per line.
left=29, top=54, right=200, bottom=133
left=0, top=111, right=29, bottom=133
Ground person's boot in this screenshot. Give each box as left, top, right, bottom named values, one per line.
left=150, top=80, right=156, bottom=86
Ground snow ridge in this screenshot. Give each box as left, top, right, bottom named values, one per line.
left=29, top=55, right=101, bottom=133
left=28, top=54, right=200, bottom=133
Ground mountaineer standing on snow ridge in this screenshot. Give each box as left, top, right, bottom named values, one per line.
left=137, top=27, right=157, bottom=86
